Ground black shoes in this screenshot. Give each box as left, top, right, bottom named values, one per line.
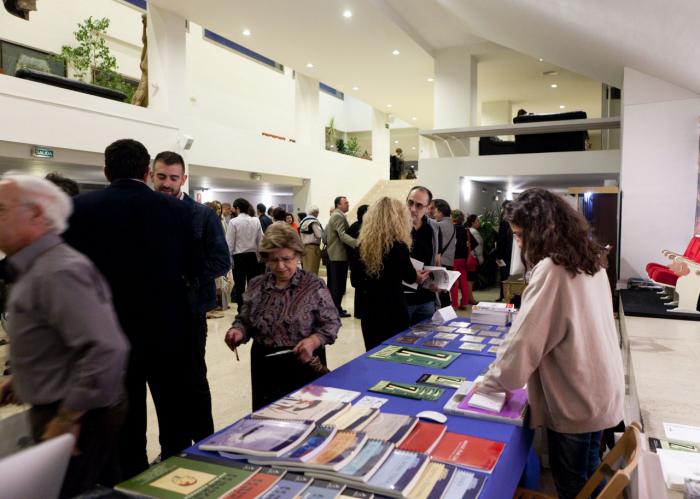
left=339, top=310, right=351, bottom=318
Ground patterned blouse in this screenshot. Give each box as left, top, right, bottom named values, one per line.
left=232, top=269, right=341, bottom=348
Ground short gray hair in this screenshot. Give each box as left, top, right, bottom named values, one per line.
left=308, top=205, right=319, bottom=216
left=3, top=172, right=73, bottom=233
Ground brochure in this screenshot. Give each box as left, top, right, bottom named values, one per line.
left=369, top=380, right=444, bottom=401
left=397, top=421, right=447, bottom=454
left=649, top=437, right=700, bottom=453
left=253, top=398, right=349, bottom=423
left=303, top=431, right=369, bottom=471
left=224, top=467, right=286, bottom=499
left=476, top=330, right=501, bottom=338
left=430, top=432, right=505, bottom=474
left=259, top=473, right=312, bottom=499
left=199, top=418, right=315, bottom=457
left=308, top=439, right=394, bottom=483
left=244, top=426, right=337, bottom=465
left=299, top=479, right=346, bottom=499
left=458, top=343, right=485, bottom=353
left=324, top=405, right=379, bottom=432
left=361, top=412, right=418, bottom=445
left=368, top=345, right=459, bottom=369
left=424, top=266, right=462, bottom=292
left=289, top=385, right=361, bottom=404
left=409, top=462, right=452, bottom=499
left=459, top=335, right=485, bottom=344
left=115, top=454, right=259, bottom=498
left=363, top=449, right=429, bottom=498
left=395, top=335, right=420, bottom=345
left=416, top=373, right=466, bottom=389
left=441, top=468, right=487, bottom=499
left=422, top=339, right=449, bottom=349
left=354, top=396, right=389, bottom=409
left=338, top=488, right=374, bottom=499
left=444, top=380, right=528, bottom=427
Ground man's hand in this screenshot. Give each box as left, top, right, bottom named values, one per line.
left=224, top=328, right=245, bottom=351
left=42, top=408, right=83, bottom=455
left=293, top=335, right=322, bottom=364
left=0, top=378, right=21, bottom=406
left=416, top=269, right=430, bottom=285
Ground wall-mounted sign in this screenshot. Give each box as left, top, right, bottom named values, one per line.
left=31, top=146, right=54, bottom=159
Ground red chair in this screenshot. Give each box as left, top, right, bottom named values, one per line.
left=646, top=235, right=700, bottom=286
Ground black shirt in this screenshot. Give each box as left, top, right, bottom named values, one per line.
left=454, top=225, right=479, bottom=259
left=405, top=216, right=436, bottom=305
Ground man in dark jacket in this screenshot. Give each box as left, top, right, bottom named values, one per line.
left=64, top=139, right=197, bottom=477
left=495, top=200, right=513, bottom=301
left=151, top=151, right=230, bottom=442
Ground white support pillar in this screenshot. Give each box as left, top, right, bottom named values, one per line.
left=433, top=47, right=477, bottom=154
left=371, top=109, right=390, bottom=176
left=294, top=73, right=322, bottom=148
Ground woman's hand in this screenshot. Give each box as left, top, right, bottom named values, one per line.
left=293, top=335, right=322, bottom=364
left=416, top=269, right=430, bottom=285
left=224, top=328, right=245, bottom=351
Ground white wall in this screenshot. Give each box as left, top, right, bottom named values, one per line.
left=619, top=67, right=700, bottom=279
left=419, top=149, right=621, bottom=210
left=460, top=179, right=505, bottom=215
left=206, top=191, right=293, bottom=211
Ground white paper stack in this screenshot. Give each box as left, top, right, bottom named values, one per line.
left=470, top=302, right=515, bottom=326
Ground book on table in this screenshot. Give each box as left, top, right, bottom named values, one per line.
left=439, top=467, right=488, bottom=499
left=407, top=461, right=486, bottom=499
left=289, top=385, right=361, bottom=404
left=443, top=380, right=528, bottom=427
left=286, top=431, right=369, bottom=472
left=252, top=397, right=350, bottom=423
left=323, top=405, right=380, bottom=432
left=368, top=380, right=444, bottom=401
left=338, top=488, right=374, bottom=498
left=397, top=421, right=447, bottom=454
left=306, top=439, right=394, bottom=484
left=416, top=373, right=466, bottom=389
left=223, top=466, right=287, bottom=499
left=657, top=448, right=700, bottom=491
left=199, top=418, right=315, bottom=457
left=115, top=454, right=260, bottom=498
left=258, top=472, right=313, bottom=499
left=239, top=425, right=337, bottom=465
left=430, top=432, right=505, bottom=474
left=368, top=345, right=460, bottom=368
left=299, top=478, right=346, bottom=499
left=361, top=412, right=418, bottom=445
left=361, top=449, right=429, bottom=498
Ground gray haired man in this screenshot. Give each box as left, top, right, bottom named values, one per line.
left=299, top=206, right=323, bottom=275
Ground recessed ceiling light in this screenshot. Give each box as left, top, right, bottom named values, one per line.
left=538, top=58, right=544, bottom=62
left=343, top=9, right=352, bottom=18
left=306, top=63, right=314, bottom=68
left=392, top=49, right=400, bottom=56
left=559, top=105, right=566, bottom=109
left=352, top=86, right=359, bottom=91
left=411, top=117, right=417, bottom=121
left=386, top=104, right=392, bottom=108
left=427, top=77, right=434, bottom=82
left=412, top=146, right=416, bottom=150
left=242, top=29, right=251, bottom=36
left=550, top=83, right=558, bottom=88
left=394, top=140, right=399, bottom=144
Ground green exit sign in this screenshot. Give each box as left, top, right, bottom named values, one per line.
left=32, top=146, right=54, bottom=158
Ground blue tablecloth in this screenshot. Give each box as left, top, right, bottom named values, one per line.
left=186, top=337, right=536, bottom=498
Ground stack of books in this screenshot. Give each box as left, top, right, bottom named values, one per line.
left=470, top=302, right=516, bottom=326
left=443, top=379, right=529, bottom=427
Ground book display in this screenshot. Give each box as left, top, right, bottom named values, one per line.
left=416, top=374, right=466, bottom=389
left=199, top=418, right=314, bottom=457
left=253, top=398, right=349, bottom=423
left=430, top=432, right=505, bottom=473
left=443, top=380, right=528, bottom=426
left=368, top=380, right=445, bottom=401
left=367, top=345, right=460, bottom=368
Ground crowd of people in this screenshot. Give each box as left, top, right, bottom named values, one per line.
left=0, top=137, right=624, bottom=499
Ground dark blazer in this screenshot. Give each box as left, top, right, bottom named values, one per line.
left=64, top=179, right=195, bottom=354
left=496, top=219, right=513, bottom=268
left=183, top=193, right=230, bottom=314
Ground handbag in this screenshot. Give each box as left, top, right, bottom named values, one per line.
left=466, top=230, right=478, bottom=272
left=320, top=245, right=330, bottom=267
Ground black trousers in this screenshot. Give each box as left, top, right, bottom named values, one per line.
left=250, top=342, right=327, bottom=411
left=232, top=252, right=262, bottom=308
left=190, top=312, right=214, bottom=442
left=30, top=399, right=126, bottom=499
left=119, top=349, right=193, bottom=478
left=327, top=260, right=349, bottom=312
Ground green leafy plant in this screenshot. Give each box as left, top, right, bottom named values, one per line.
left=58, top=16, right=134, bottom=101
left=335, top=138, right=346, bottom=154
left=345, top=136, right=360, bottom=157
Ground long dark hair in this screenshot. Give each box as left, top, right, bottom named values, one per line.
left=506, top=188, right=604, bottom=276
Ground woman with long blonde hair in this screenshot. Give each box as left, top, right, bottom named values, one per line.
left=356, top=197, right=429, bottom=349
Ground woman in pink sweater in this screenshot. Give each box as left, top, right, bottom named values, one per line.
left=480, top=188, right=624, bottom=499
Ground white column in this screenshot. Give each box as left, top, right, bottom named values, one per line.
left=294, top=73, right=322, bottom=148
left=371, top=109, right=390, bottom=176
left=433, top=47, right=477, bottom=155
left=147, top=5, right=187, bottom=118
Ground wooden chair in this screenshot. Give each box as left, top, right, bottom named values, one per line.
left=514, top=422, right=642, bottom=499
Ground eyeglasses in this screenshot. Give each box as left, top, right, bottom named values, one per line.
left=406, top=199, right=427, bottom=210
left=268, top=255, right=297, bottom=265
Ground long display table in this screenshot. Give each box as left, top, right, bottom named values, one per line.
left=186, top=323, right=535, bottom=498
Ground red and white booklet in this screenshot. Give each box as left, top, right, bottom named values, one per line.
left=430, top=432, right=506, bottom=474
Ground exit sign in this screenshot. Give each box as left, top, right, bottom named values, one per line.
left=31, top=146, right=54, bottom=158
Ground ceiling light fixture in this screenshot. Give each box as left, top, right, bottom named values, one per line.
left=550, top=83, right=558, bottom=88
left=306, top=63, right=314, bottom=68
left=411, top=117, right=417, bottom=121
left=394, top=140, right=399, bottom=144
left=559, top=105, right=566, bottom=109
left=386, top=104, right=392, bottom=108
left=412, top=146, right=416, bottom=150
left=352, top=86, right=359, bottom=91
left=427, top=77, right=434, bottom=82
left=343, top=9, right=352, bottom=18
left=242, top=29, right=251, bottom=36
left=538, top=58, right=544, bottom=62
left=392, top=49, right=400, bottom=55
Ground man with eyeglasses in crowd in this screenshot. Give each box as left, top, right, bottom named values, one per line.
left=404, top=186, right=440, bottom=324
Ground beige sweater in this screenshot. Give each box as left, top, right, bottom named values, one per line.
left=481, top=257, right=625, bottom=433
